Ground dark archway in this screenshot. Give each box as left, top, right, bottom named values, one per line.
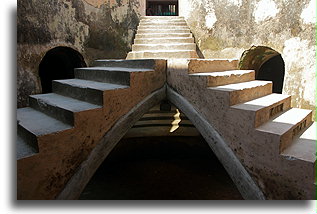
left=239, top=46, right=285, bottom=93
left=39, top=47, right=86, bottom=93
left=146, top=0, right=178, bottom=16
left=56, top=87, right=264, bottom=200
left=79, top=136, right=243, bottom=200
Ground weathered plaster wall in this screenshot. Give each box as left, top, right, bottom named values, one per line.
left=179, top=0, right=316, bottom=119
left=17, top=0, right=145, bottom=107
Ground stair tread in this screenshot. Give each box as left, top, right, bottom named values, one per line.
left=76, top=66, right=154, bottom=72
left=130, top=50, right=196, bottom=53
left=54, top=79, right=129, bottom=91
left=133, top=43, right=194, bottom=46
left=256, top=108, right=312, bottom=135
left=232, top=93, right=291, bottom=112
left=281, top=122, right=316, bottom=162
left=209, top=80, right=271, bottom=91
left=136, top=33, right=190, bottom=35
left=135, top=37, right=194, bottom=40
left=17, top=107, right=72, bottom=136
left=17, top=134, right=38, bottom=160
left=30, top=93, right=102, bottom=113
left=190, top=70, right=254, bottom=76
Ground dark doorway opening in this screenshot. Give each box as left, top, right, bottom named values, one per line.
left=257, top=55, right=285, bottom=93
left=146, top=0, right=178, bottom=16
left=239, top=46, right=285, bottom=94
left=79, top=136, right=243, bottom=200
left=39, top=46, right=86, bottom=94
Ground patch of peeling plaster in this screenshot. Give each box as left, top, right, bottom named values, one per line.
left=227, top=0, right=242, bottom=7
left=253, top=0, right=279, bottom=23
left=83, top=0, right=109, bottom=8
left=282, top=37, right=316, bottom=107
left=204, top=0, right=217, bottom=29
left=301, top=0, right=316, bottom=24
left=111, top=0, right=129, bottom=23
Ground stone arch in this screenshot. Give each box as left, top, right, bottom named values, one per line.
left=56, top=87, right=265, bottom=200
left=239, top=46, right=285, bottom=93
left=38, top=46, right=87, bottom=93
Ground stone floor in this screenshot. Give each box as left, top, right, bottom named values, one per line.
left=79, top=136, right=243, bottom=200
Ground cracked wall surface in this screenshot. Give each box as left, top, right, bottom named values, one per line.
left=17, top=0, right=145, bottom=108
left=179, top=0, right=316, bottom=119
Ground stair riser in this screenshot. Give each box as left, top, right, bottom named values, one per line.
left=132, top=44, right=196, bottom=52
left=138, top=26, right=189, bottom=30
left=254, top=98, right=292, bottom=127
left=228, top=83, right=272, bottom=105
left=29, top=96, right=74, bottom=125
left=134, top=38, right=195, bottom=44
left=93, top=59, right=156, bottom=69
left=17, top=124, right=39, bottom=154
left=75, top=69, right=130, bottom=86
left=230, top=96, right=292, bottom=129
left=141, top=17, right=184, bottom=21
left=280, top=113, right=313, bottom=152
left=127, top=51, right=198, bottom=59
left=52, top=81, right=104, bottom=106
left=135, top=33, right=192, bottom=39
left=206, top=71, right=255, bottom=87
left=188, top=59, right=239, bottom=73
left=137, top=29, right=190, bottom=34
left=139, top=22, right=187, bottom=26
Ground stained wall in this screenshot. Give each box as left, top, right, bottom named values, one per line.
left=17, top=0, right=145, bottom=107
left=179, top=0, right=316, bottom=119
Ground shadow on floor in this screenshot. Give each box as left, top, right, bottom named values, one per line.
left=79, top=136, right=243, bottom=200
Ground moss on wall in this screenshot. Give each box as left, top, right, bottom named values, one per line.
left=17, top=0, right=143, bottom=108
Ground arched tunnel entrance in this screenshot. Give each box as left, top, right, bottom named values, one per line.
left=239, top=46, right=285, bottom=93
left=39, top=46, right=87, bottom=93
left=79, top=103, right=243, bottom=200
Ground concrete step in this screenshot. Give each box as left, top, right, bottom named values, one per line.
left=29, top=93, right=102, bottom=125
left=188, top=59, right=239, bottom=73
left=17, top=122, right=39, bottom=160
left=93, top=59, right=156, bottom=69
left=281, top=122, right=316, bottom=163
left=17, top=134, right=38, bottom=160
left=135, top=33, right=192, bottom=39
left=17, top=107, right=73, bottom=159
left=231, top=93, right=291, bottom=127
left=256, top=108, right=312, bottom=152
left=75, top=67, right=153, bottom=85
left=138, top=26, right=189, bottom=30
left=189, top=70, right=255, bottom=87
left=127, top=50, right=199, bottom=59
left=137, top=29, right=190, bottom=34
left=52, top=79, right=128, bottom=105
left=139, top=22, right=187, bottom=26
left=140, top=21, right=187, bottom=25
left=134, top=37, right=195, bottom=44
left=209, top=80, right=273, bottom=105
left=132, top=43, right=196, bottom=52
left=141, top=16, right=184, bottom=20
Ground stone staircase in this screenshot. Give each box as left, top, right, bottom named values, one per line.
left=17, top=16, right=316, bottom=200
left=17, top=59, right=166, bottom=199
left=127, top=16, right=199, bottom=59
left=167, top=58, right=316, bottom=199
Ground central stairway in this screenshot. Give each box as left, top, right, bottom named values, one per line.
left=127, top=16, right=199, bottom=59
